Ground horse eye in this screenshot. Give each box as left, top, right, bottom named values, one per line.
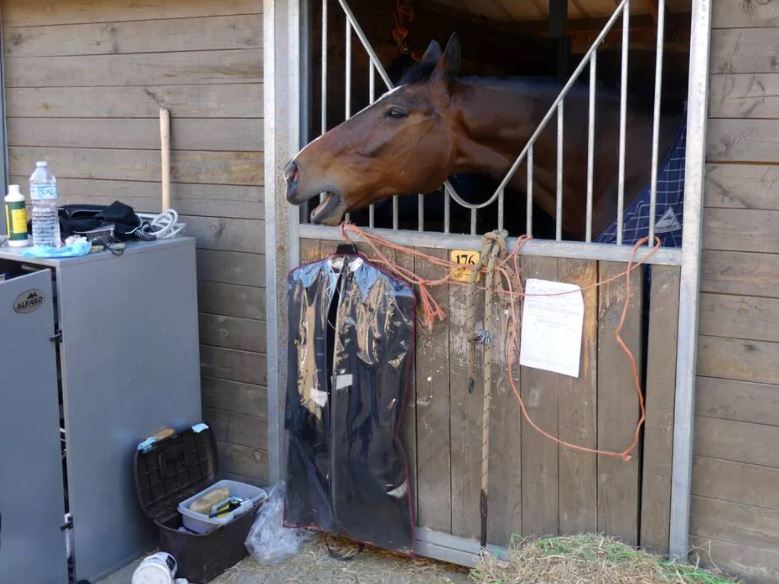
left=385, top=107, right=407, bottom=119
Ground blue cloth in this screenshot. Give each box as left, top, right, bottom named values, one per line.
left=19, top=239, right=91, bottom=258
left=595, top=123, right=686, bottom=248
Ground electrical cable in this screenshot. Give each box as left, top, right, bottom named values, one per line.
left=136, top=209, right=186, bottom=240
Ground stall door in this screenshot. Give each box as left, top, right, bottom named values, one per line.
left=0, top=270, right=68, bottom=583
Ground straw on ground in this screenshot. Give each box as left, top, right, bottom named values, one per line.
left=472, top=534, right=738, bottom=584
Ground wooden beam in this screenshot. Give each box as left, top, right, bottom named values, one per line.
left=563, top=12, right=687, bottom=32
left=646, top=0, right=659, bottom=24
left=529, top=0, right=547, bottom=18
left=570, top=0, right=590, bottom=19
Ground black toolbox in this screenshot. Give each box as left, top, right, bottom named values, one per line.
left=133, top=424, right=262, bottom=583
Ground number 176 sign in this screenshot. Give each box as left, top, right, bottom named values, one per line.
left=449, top=250, right=481, bottom=282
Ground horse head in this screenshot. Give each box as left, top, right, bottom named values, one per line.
left=285, top=34, right=463, bottom=226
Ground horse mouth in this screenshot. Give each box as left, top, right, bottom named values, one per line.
left=310, top=191, right=344, bottom=225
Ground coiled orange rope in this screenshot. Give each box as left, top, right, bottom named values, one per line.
left=338, top=223, right=660, bottom=461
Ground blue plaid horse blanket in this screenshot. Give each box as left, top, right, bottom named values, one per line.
left=595, top=122, right=686, bottom=248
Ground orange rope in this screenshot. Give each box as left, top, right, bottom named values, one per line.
left=338, top=223, right=660, bottom=461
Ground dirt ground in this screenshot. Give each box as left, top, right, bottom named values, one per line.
left=99, top=536, right=472, bottom=584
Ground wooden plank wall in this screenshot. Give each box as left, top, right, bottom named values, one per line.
left=300, top=239, right=680, bottom=551
left=692, top=1, right=779, bottom=581
left=1, top=0, right=267, bottom=483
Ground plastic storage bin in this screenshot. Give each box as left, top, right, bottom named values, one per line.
left=133, top=424, right=265, bottom=583
left=178, top=480, right=266, bottom=534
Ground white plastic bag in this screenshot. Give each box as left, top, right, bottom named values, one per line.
left=245, top=482, right=307, bottom=565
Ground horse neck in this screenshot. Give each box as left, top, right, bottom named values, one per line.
left=448, top=79, right=556, bottom=176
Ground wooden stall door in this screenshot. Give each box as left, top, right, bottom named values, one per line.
left=299, top=240, right=680, bottom=553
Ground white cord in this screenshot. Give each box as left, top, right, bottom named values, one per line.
left=137, top=209, right=186, bottom=239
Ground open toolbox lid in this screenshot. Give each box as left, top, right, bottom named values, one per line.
left=133, top=423, right=218, bottom=523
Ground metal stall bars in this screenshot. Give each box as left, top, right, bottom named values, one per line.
left=310, top=0, right=673, bottom=250
left=323, top=0, right=508, bottom=235
left=276, top=0, right=712, bottom=565
left=487, top=0, right=638, bottom=245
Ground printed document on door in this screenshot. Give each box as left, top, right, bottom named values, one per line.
left=519, top=278, right=584, bottom=378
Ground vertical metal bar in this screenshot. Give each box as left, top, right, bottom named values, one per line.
left=343, top=18, right=351, bottom=222
left=264, top=0, right=302, bottom=485
left=498, top=188, right=505, bottom=232
left=418, top=194, right=425, bottom=232
left=319, top=0, right=327, bottom=206
left=669, top=0, right=712, bottom=561
left=263, top=0, right=279, bottom=489
left=470, top=208, right=477, bottom=235
left=586, top=52, right=597, bottom=243
left=300, top=0, right=311, bottom=155
left=369, top=63, right=375, bottom=101
left=299, top=0, right=311, bottom=232
left=444, top=185, right=451, bottom=234
left=368, top=65, right=376, bottom=228
left=336, top=0, right=392, bottom=89
left=649, top=0, right=666, bottom=245
left=321, top=0, right=327, bottom=134
left=616, top=1, right=629, bottom=245
left=345, top=19, right=351, bottom=120
left=556, top=102, right=564, bottom=241
left=393, top=196, right=399, bottom=230
left=526, top=146, right=534, bottom=236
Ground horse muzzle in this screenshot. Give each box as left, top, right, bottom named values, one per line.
left=283, top=160, right=348, bottom=225
left=284, top=160, right=306, bottom=204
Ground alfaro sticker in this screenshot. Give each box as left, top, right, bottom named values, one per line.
left=14, top=289, right=45, bottom=314
left=31, top=185, right=57, bottom=200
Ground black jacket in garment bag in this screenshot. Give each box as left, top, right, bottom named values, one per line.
left=285, top=255, right=416, bottom=554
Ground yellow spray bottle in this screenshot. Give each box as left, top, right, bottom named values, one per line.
left=4, top=185, right=28, bottom=247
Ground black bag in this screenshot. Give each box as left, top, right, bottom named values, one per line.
left=56, top=201, right=150, bottom=241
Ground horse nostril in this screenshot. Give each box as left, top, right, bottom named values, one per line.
left=284, top=160, right=299, bottom=185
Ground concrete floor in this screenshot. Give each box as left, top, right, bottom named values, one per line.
left=99, top=537, right=472, bottom=584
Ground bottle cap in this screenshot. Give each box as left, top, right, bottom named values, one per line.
left=8, top=185, right=21, bottom=196
left=36, top=161, right=47, bottom=167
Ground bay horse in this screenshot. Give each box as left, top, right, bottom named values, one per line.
left=285, top=33, right=683, bottom=240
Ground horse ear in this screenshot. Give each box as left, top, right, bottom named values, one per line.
left=432, top=32, right=461, bottom=83
left=420, top=40, right=442, bottom=67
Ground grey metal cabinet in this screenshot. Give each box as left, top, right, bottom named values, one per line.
left=0, top=238, right=202, bottom=583
left=0, top=269, right=69, bottom=584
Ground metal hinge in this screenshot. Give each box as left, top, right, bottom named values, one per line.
left=50, top=330, right=62, bottom=343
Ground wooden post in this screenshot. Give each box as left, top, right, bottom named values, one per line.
left=160, top=108, right=171, bottom=211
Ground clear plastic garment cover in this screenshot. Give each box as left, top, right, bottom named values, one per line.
left=284, top=254, right=416, bottom=554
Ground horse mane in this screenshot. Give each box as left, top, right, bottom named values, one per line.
left=397, top=59, right=599, bottom=94
left=397, top=59, right=680, bottom=115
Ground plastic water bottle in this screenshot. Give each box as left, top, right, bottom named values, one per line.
left=30, top=161, right=61, bottom=247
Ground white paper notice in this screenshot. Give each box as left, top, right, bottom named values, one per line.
left=519, top=278, right=584, bottom=378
